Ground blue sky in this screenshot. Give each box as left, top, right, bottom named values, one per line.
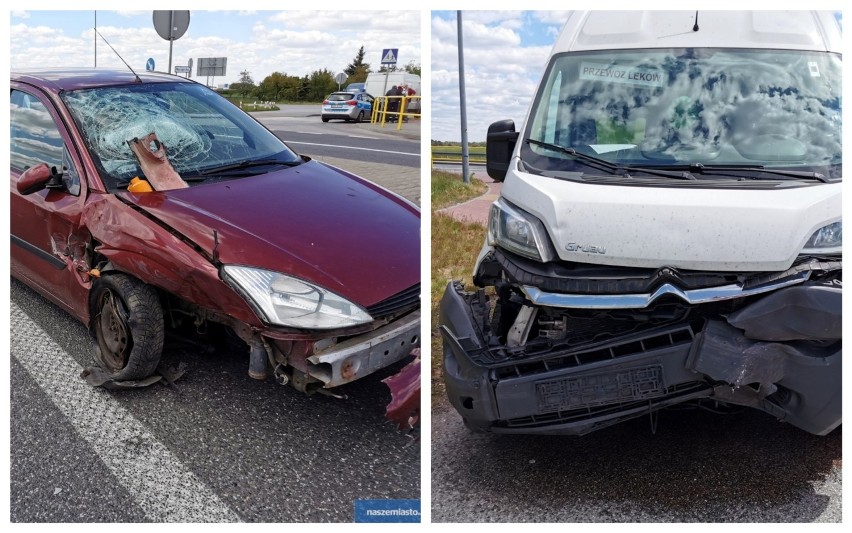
left=10, top=10, right=421, bottom=86
left=431, top=11, right=569, bottom=142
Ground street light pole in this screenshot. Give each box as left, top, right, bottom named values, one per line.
left=94, top=11, right=97, bottom=68
left=457, top=11, right=470, bottom=184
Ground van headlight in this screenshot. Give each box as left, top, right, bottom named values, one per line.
left=802, top=221, right=842, bottom=253
left=488, top=198, right=557, bottom=262
left=223, top=266, right=372, bottom=329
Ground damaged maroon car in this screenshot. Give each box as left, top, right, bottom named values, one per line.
left=10, top=69, right=420, bottom=398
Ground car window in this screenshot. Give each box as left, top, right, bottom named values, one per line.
left=327, top=93, right=354, bottom=102
left=10, top=89, right=81, bottom=196
left=10, top=90, right=64, bottom=171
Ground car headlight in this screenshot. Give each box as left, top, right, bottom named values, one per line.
left=488, top=197, right=557, bottom=262
left=223, top=266, right=372, bottom=329
left=802, top=221, right=842, bottom=253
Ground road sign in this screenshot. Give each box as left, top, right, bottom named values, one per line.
left=334, top=72, right=347, bottom=84
left=188, top=58, right=193, bottom=72
left=381, top=48, right=398, bottom=65
left=197, top=58, right=227, bottom=77
left=153, top=11, right=190, bottom=41
left=146, top=58, right=155, bottom=71
left=174, top=66, right=191, bottom=73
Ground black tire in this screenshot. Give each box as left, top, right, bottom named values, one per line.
left=356, top=110, right=365, bottom=123
left=91, top=274, right=164, bottom=381
left=321, top=116, right=330, bottom=123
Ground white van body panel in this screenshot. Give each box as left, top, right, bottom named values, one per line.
left=501, top=164, right=840, bottom=271
left=496, top=10, right=841, bottom=272
left=556, top=11, right=841, bottom=54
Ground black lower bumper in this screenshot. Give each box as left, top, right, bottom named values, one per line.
left=439, top=281, right=841, bottom=436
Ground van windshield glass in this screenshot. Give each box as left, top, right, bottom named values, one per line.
left=523, top=48, right=841, bottom=180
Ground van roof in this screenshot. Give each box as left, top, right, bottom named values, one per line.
left=556, top=11, right=841, bottom=54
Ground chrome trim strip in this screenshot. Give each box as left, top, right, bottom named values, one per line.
left=521, top=271, right=811, bottom=309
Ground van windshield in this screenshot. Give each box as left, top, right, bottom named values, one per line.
left=523, top=48, right=841, bottom=181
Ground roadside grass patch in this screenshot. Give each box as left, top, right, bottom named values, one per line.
left=431, top=170, right=488, bottom=211
left=431, top=170, right=489, bottom=403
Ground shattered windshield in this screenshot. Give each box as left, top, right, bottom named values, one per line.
left=62, top=82, right=300, bottom=190
left=522, top=48, right=841, bottom=181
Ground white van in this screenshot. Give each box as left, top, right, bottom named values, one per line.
left=440, top=11, right=841, bottom=436
left=365, top=72, right=421, bottom=112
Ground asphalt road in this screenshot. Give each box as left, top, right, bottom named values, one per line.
left=432, top=399, right=841, bottom=522
left=11, top=278, right=420, bottom=523
left=276, top=130, right=419, bottom=168
left=9, top=114, right=422, bottom=523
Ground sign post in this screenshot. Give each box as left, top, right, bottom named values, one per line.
left=153, top=10, right=190, bottom=75
left=380, top=48, right=398, bottom=97
left=334, top=72, right=347, bottom=91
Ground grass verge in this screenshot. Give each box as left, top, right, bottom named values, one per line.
left=431, top=170, right=488, bottom=211
left=430, top=170, right=489, bottom=404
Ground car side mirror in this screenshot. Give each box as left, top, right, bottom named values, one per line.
left=17, top=163, right=61, bottom=196
left=486, top=119, right=519, bottom=182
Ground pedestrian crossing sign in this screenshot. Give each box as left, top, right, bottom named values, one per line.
left=381, top=48, right=398, bottom=65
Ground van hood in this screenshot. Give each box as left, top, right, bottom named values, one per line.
left=119, top=160, right=419, bottom=307
left=502, top=169, right=840, bottom=272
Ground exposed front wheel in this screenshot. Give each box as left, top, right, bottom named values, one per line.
left=92, top=274, right=164, bottom=381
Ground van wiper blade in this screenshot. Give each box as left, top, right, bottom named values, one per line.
left=199, top=159, right=301, bottom=176
left=527, top=138, right=620, bottom=173
left=643, top=163, right=830, bottom=183
left=527, top=139, right=695, bottom=179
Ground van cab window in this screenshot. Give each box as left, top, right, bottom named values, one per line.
left=523, top=48, right=842, bottom=180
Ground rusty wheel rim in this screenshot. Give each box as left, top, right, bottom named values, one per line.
left=96, top=288, right=130, bottom=372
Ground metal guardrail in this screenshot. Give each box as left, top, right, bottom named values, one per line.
left=371, top=96, right=421, bottom=129
left=430, top=149, right=486, bottom=166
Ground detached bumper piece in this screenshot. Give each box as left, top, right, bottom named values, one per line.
left=440, top=278, right=840, bottom=436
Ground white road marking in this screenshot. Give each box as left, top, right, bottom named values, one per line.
left=282, top=140, right=418, bottom=157
left=10, top=301, right=241, bottom=523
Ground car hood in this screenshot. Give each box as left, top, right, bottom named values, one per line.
left=118, top=160, right=420, bottom=307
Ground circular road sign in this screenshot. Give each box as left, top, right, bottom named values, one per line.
left=146, top=58, right=155, bottom=71
left=153, top=10, right=190, bottom=41
left=334, top=72, right=347, bottom=84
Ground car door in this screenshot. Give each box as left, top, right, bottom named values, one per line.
left=10, top=85, right=91, bottom=320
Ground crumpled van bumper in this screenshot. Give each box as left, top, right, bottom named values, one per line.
left=439, top=280, right=841, bottom=436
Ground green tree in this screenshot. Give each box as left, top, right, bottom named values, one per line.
left=403, top=61, right=421, bottom=77
left=229, top=69, right=256, bottom=98
left=348, top=64, right=370, bottom=84
left=345, top=45, right=370, bottom=76
left=306, top=69, right=337, bottom=101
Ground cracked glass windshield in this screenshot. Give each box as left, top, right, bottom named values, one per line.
left=522, top=48, right=842, bottom=180
left=62, top=82, right=300, bottom=190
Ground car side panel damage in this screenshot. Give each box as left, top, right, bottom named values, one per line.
left=440, top=261, right=841, bottom=436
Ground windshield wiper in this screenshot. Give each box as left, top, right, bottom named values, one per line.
left=527, top=138, right=620, bottom=173
left=199, top=158, right=301, bottom=176
left=527, top=139, right=696, bottom=180
left=636, top=163, right=831, bottom=183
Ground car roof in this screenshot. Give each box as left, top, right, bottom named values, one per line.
left=11, top=68, right=196, bottom=94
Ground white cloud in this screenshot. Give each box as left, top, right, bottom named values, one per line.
left=431, top=11, right=563, bottom=142
left=12, top=11, right=30, bottom=19
left=10, top=12, right=421, bottom=86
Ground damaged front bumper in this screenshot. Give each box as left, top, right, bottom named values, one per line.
left=439, top=260, right=841, bottom=436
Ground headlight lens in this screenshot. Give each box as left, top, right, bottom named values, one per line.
left=223, top=266, right=372, bottom=329
left=803, top=221, right=842, bottom=252
left=488, top=197, right=556, bottom=262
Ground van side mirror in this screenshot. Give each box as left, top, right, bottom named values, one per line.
left=486, top=119, right=519, bottom=182
left=17, top=163, right=61, bottom=196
